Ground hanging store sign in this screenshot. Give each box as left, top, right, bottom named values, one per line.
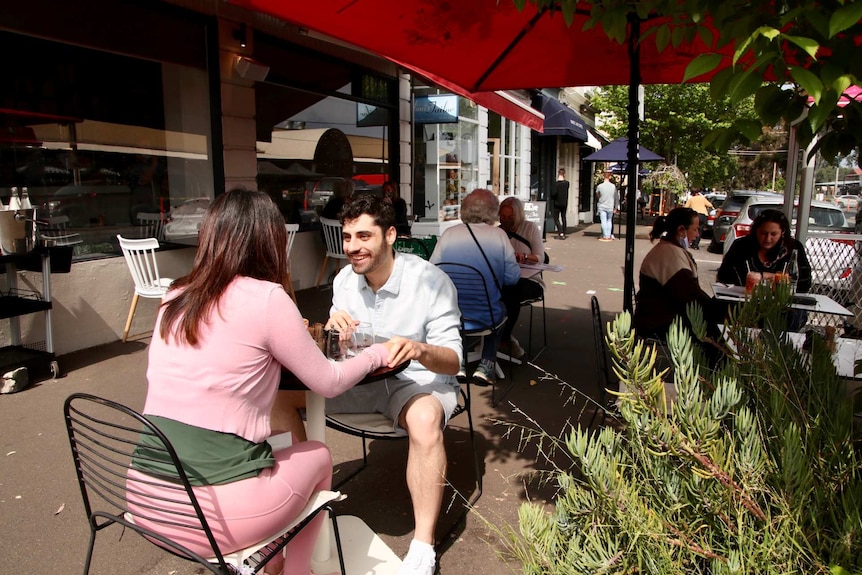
left=414, top=94, right=459, bottom=124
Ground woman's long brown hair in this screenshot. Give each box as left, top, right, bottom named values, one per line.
left=159, top=188, right=287, bottom=345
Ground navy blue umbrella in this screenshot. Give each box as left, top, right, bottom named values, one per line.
left=583, top=137, right=663, bottom=163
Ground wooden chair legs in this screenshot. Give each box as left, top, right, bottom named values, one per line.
left=316, top=255, right=330, bottom=288
left=122, top=293, right=139, bottom=343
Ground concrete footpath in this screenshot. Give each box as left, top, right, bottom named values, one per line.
left=0, top=217, right=726, bottom=574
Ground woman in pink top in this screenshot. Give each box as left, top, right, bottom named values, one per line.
left=127, top=188, right=392, bottom=575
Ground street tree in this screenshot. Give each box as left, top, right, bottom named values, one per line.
left=519, top=0, right=862, bottom=162
left=591, top=84, right=763, bottom=190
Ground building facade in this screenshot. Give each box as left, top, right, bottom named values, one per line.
left=0, top=0, right=542, bottom=355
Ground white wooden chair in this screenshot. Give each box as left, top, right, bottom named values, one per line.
left=316, top=217, right=348, bottom=288
left=117, top=235, right=173, bottom=343
left=136, top=212, right=166, bottom=241
left=284, top=223, right=299, bottom=302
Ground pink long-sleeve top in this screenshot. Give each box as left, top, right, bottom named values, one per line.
left=144, top=276, right=389, bottom=444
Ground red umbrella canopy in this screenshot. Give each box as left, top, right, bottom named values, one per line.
left=229, top=0, right=731, bottom=92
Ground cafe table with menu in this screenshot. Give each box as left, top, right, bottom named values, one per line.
left=711, top=283, right=854, bottom=318
left=278, top=339, right=409, bottom=574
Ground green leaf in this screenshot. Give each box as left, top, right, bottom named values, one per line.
left=697, top=25, right=713, bottom=48
left=781, top=34, right=820, bottom=59
left=829, top=1, right=862, bottom=38
left=832, top=75, right=853, bottom=97
left=671, top=25, right=684, bottom=48
left=755, top=84, right=790, bottom=126
left=729, top=70, right=763, bottom=105
left=789, top=65, right=824, bottom=103
left=656, top=25, right=671, bottom=53
left=511, top=0, right=527, bottom=10
left=709, top=67, right=735, bottom=100
left=684, top=54, right=722, bottom=83
left=734, top=118, right=763, bottom=141
left=808, top=90, right=839, bottom=133
left=734, top=26, right=779, bottom=66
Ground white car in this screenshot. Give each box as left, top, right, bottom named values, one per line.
left=163, top=198, right=211, bottom=243
left=722, top=195, right=856, bottom=299
left=834, top=194, right=859, bottom=211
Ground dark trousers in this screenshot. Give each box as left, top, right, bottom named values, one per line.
left=502, top=279, right=544, bottom=340
left=692, top=214, right=707, bottom=247
left=553, top=206, right=567, bottom=235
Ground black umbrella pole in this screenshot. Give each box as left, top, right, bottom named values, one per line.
left=623, top=16, right=641, bottom=313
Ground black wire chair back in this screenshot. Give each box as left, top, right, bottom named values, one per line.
left=63, top=393, right=342, bottom=575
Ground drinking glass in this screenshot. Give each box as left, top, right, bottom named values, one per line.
left=349, top=322, right=375, bottom=356
left=325, top=328, right=354, bottom=361
left=745, top=271, right=762, bottom=295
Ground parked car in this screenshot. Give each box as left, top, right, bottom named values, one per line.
left=721, top=195, right=856, bottom=299
left=163, top=198, right=211, bottom=243
left=833, top=194, right=859, bottom=211
left=702, top=192, right=726, bottom=238
left=707, top=189, right=779, bottom=253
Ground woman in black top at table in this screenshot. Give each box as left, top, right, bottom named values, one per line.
left=718, top=209, right=812, bottom=331
left=717, top=209, right=812, bottom=292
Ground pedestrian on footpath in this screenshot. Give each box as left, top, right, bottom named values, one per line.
left=552, top=168, right=569, bottom=238
left=683, top=188, right=713, bottom=250
left=596, top=171, right=619, bottom=241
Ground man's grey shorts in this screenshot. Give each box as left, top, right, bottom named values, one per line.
left=325, top=378, right=459, bottom=436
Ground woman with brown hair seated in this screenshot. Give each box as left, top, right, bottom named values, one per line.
left=634, top=207, right=726, bottom=350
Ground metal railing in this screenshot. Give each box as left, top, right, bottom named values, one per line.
left=804, top=233, right=862, bottom=329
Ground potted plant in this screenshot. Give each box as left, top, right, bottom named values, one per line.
left=497, top=290, right=862, bottom=574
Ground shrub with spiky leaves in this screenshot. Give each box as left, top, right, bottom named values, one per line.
left=505, top=288, right=862, bottom=574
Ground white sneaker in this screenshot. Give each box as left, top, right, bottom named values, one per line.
left=398, top=540, right=436, bottom=575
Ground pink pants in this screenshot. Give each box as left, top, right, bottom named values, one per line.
left=127, top=440, right=332, bottom=575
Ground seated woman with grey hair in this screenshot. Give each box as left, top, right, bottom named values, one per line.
left=498, top=196, right=545, bottom=358
left=430, top=189, right=520, bottom=385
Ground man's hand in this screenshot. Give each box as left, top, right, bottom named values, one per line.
left=383, top=336, right=460, bottom=374
left=325, top=311, right=357, bottom=333
left=383, top=336, right=424, bottom=368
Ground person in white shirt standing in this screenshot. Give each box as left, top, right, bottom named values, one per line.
left=595, top=171, right=619, bottom=241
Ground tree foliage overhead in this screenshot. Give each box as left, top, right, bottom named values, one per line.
left=522, top=0, right=862, bottom=161
left=591, top=84, right=757, bottom=189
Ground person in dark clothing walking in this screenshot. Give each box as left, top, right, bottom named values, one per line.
left=552, top=168, right=569, bottom=238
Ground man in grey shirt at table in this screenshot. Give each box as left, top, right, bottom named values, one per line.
left=317, top=194, right=463, bottom=575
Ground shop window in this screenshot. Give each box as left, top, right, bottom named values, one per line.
left=0, top=31, right=215, bottom=260
left=253, top=37, right=396, bottom=230
left=489, top=113, right=527, bottom=198
left=412, top=88, right=480, bottom=222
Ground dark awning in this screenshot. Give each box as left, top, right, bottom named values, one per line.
left=534, top=95, right=587, bottom=141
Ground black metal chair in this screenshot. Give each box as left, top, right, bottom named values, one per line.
left=324, top=385, right=482, bottom=506
left=518, top=253, right=549, bottom=361
left=63, top=393, right=345, bottom=575
left=437, top=261, right=513, bottom=407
